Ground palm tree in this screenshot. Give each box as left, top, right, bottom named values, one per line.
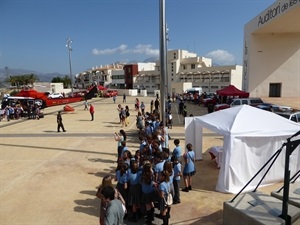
left=5, top=74, right=39, bottom=87
left=62, top=75, right=71, bottom=88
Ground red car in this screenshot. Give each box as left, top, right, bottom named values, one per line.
left=214, top=103, right=230, bottom=111
left=202, top=97, right=218, bottom=107
left=103, top=90, right=118, bottom=97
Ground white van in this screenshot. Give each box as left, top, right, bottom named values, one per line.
left=185, top=87, right=203, bottom=95
left=214, top=98, right=263, bottom=111
left=229, top=98, right=264, bottom=107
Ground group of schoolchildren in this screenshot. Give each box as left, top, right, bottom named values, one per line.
left=98, top=108, right=196, bottom=225
left=96, top=97, right=196, bottom=225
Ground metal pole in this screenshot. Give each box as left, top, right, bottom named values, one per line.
left=280, top=140, right=292, bottom=225
left=66, top=38, right=74, bottom=95
left=159, top=0, right=167, bottom=125
left=209, top=73, right=211, bottom=93
left=166, top=24, right=170, bottom=96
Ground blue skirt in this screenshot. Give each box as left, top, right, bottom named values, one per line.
left=127, top=184, right=141, bottom=206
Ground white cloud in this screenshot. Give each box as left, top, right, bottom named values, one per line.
left=132, top=44, right=159, bottom=56
left=92, top=44, right=128, bottom=55
left=92, top=44, right=159, bottom=57
left=206, top=49, right=236, bottom=65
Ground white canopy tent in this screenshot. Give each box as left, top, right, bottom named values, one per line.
left=185, top=105, right=300, bottom=194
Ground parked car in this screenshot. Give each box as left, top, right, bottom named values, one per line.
left=214, top=103, right=230, bottom=111
left=48, top=93, right=63, bottom=99
left=274, top=111, right=300, bottom=123
left=256, top=103, right=293, bottom=112
left=202, top=97, right=218, bottom=107
left=214, top=98, right=263, bottom=111
left=103, top=90, right=118, bottom=97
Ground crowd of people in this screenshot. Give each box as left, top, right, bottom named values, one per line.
left=0, top=102, right=42, bottom=121
left=96, top=97, right=196, bottom=225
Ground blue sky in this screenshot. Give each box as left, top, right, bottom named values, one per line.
left=0, top=0, right=275, bottom=75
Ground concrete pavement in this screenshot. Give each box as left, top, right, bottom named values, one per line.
left=0, top=95, right=290, bottom=225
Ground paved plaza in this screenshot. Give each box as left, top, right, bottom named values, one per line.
left=0, top=95, right=297, bottom=225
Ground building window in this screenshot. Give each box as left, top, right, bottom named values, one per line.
left=183, top=65, right=186, bottom=70
left=191, top=64, right=195, bottom=69
left=221, top=77, right=230, bottom=82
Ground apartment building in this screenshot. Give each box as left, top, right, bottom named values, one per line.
left=74, top=49, right=243, bottom=95
left=134, top=49, right=243, bottom=95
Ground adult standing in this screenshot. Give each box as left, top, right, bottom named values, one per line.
left=5, top=106, right=10, bottom=121
left=120, top=107, right=126, bottom=127
left=140, top=101, right=145, bottom=115
left=136, top=111, right=144, bottom=131
left=160, top=122, right=169, bottom=149
left=178, top=100, right=184, bottom=115
left=57, top=111, right=66, bottom=132
left=154, top=98, right=159, bottom=112
left=125, top=105, right=130, bottom=126
left=123, top=93, right=126, bottom=103
left=96, top=175, right=114, bottom=225
left=84, top=100, right=89, bottom=110
left=182, top=105, right=187, bottom=124
left=114, top=129, right=127, bottom=150
left=150, top=100, right=154, bottom=113
left=90, top=104, right=95, bottom=121
left=101, top=186, right=125, bottom=225
left=117, top=104, right=122, bottom=124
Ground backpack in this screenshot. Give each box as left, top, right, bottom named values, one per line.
left=164, top=184, right=173, bottom=206
left=164, top=192, right=173, bottom=206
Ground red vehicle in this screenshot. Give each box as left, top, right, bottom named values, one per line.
left=12, top=85, right=101, bottom=108
left=103, top=90, right=118, bottom=97
left=214, top=103, right=230, bottom=111
left=202, top=97, right=218, bottom=107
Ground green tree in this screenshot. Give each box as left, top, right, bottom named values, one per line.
left=51, top=75, right=71, bottom=88
left=62, top=75, right=71, bottom=88
left=51, top=76, right=64, bottom=83
left=5, top=74, right=39, bottom=87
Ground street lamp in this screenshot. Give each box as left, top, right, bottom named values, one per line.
left=66, top=37, right=73, bottom=95
left=159, top=0, right=167, bottom=125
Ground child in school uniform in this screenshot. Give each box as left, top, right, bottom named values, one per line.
left=171, top=155, right=182, bottom=204
left=182, top=143, right=196, bottom=192
left=115, top=161, right=129, bottom=219
left=127, top=161, right=142, bottom=222
left=155, top=170, right=171, bottom=225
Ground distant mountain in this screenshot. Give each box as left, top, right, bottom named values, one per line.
left=114, top=57, right=159, bottom=65
left=0, top=68, right=66, bottom=82
left=143, top=57, right=159, bottom=63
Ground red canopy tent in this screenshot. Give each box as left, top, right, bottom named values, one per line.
left=216, top=85, right=249, bottom=98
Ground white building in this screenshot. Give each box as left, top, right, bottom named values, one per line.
left=75, top=49, right=243, bottom=95
left=136, top=49, right=243, bottom=95
left=243, top=0, right=300, bottom=97
left=75, top=64, right=124, bottom=89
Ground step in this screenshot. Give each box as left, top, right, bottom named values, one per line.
left=223, top=191, right=300, bottom=225
left=271, top=182, right=300, bottom=208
